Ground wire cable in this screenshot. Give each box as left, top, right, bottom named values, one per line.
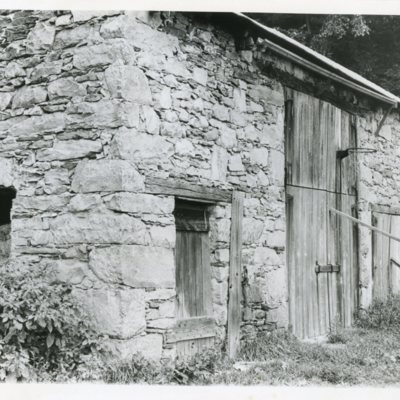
left=286, top=183, right=357, bottom=197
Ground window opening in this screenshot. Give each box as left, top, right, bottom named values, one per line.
left=0, top=187, right=16, bottom=262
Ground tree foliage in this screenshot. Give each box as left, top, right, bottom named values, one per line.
left=247, top=14, right=400, bottom=95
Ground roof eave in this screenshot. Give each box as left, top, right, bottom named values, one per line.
left=235, top=12, right=400, bottom=107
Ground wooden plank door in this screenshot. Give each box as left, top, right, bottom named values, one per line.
left=285, top=89, right=333, bottom=338
left=391, top=215, right=400, bottom=294
left=285, top=88, right=358, bottom=338
left=372, top=212, right=391, bottom=300
left=372, top=212, right=400, bottom=298
left=172, top=199, right=215, bottom=358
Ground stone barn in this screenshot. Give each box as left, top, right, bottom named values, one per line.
left=1, top=10, right=400, bottom=360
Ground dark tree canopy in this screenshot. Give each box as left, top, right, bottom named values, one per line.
left=246, top=14, right=400, bottom=96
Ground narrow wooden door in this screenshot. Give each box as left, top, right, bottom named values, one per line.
left=285, top=89, right=358, bottom=338
left=372, top=212, right=400, bottom=298
left=391, top=215, right=400, bottom=295
left=172, top=199, right=215, bottom=357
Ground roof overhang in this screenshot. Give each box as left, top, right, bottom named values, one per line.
left=235, top=12, right=400, bottom=107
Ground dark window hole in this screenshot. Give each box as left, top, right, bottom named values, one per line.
left=0, top=187, right=16, bottom=226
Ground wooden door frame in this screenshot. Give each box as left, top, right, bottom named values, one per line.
left=144, top=177, right=244, bottom=357
left=336, top=114, right=359, bottom=327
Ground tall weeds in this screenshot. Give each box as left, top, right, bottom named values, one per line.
left=356, top=294, right=400, bottom=330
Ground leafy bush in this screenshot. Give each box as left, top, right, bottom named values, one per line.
left=356, top=294, right=400, bottom=330
left=0, top=261, right=105, bottom=382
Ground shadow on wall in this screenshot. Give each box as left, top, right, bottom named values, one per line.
left=0, top=187, right=16, bottom=262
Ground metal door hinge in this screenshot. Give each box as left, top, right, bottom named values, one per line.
left=315, top=262, right=340, bottom=273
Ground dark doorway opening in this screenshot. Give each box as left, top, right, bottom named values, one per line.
left=0, top=187, right=16, bottom=262
left=0, top=187, right=16, bottom=226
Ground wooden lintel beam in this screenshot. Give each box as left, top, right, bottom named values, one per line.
left=145, top=177, right=232, bottom=203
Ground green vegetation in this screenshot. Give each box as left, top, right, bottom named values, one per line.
left=0, top=261, right=105, bottom=382
left=100, top=295, right=400, bottom=386
left=356, top=295, right=400, bottom=330
left=247, top=14, right=400, bottom=96
left=103, top=347, right=231, bottom=385
left=2, top=260, right=400, bottom=386
left=97, top=326, right=400, bottom=385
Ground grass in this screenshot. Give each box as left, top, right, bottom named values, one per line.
left=99, top=295, right=400, bottom=386
left=228, top=328, right=400, bottom=385
left=102, top=347, right=232, bottom=385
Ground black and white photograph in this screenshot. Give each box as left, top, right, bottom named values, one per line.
left=1, top=1, right=400, bottom=396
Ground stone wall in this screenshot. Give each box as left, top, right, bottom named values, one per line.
left=249, top=32, right=400, bottom=311
left=0, top=11, right=287, bottom=359
left=356, top=109, right=400, bottom=308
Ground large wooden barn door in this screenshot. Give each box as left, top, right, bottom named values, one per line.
left=285, top=89, right=358, bottom=338
left=372, top=211, right=400, bottom=299
left=172, top=200, right=216, bottom=357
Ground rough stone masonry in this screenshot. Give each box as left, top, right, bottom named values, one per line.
left=0, top=10, right=287, bottom=360
left=0, top=10, right=398, bottom=360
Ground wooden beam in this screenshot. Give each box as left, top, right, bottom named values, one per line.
left=374, top=105, right=394, bottom=137
left=391, top=258, right=400, bottom=269
left=227, top=191, right=244, bottom=358
left=330, top=207, right=400, bottom=243
left=145, top=177, right=232, bottom=203
left=371, top=204, right=400, bottom=216
left=261, top=37, right=397, bottom=107
left=165, top=317, right=216, bottom=343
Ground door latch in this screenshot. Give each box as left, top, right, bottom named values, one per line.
left=315, top=262, right=340, bottom=273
